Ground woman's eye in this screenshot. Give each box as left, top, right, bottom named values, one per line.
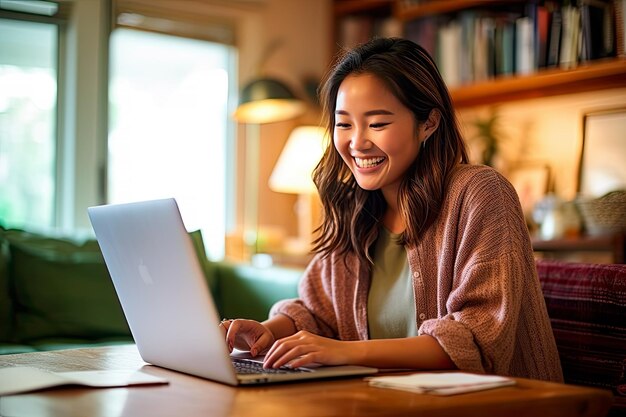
left=370, top=123, right=390, bottom=129
left=335, top=122, right=350, bottom=128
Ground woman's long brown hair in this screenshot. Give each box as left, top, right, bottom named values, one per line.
left=312, top=38, right=469, bottom=265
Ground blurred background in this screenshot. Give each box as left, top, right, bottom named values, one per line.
left=1, top=0, right=625, bottom=265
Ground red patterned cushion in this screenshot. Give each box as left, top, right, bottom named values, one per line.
left=536, top=259, right=626, bottom=412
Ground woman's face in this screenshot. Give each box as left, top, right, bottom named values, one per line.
left=334, top=73, right=424, bottom=200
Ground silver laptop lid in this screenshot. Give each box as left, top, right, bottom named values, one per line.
left=88, top=198, right=238, bottom=385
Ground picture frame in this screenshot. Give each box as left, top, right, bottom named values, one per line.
left=578, top=107, right=626, bottom=198
left=508, top=163, right=551, bottom=216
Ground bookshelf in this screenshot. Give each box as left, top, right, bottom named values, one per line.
left=333, top=0, right=626, bottom=108
left=396, top=0, right=528, bottom=20
left=451, top=57, right=626, bottom=107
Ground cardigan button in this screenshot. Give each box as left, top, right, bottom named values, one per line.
left=413, top=271, right=420, bottom=278
left=419, top=313, right=426, bottom=320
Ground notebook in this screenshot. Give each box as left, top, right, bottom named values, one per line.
left=88, top=198, right=377, bottom=385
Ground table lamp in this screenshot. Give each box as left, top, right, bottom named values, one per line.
left=233, top=77, right=305, bottom=259
left=269, top=125, right=327, bottom=253
left=234, top=78, right=306, bottom=124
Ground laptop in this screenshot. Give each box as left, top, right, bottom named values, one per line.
left=88, top=198, right=377, bottom=385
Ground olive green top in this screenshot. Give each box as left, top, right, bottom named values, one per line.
left=367, top=227, right=417, bottom=339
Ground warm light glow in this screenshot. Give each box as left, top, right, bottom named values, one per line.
left=233, top=98, right=306, bottom=124
left=269, top=126, right=327, bottom=194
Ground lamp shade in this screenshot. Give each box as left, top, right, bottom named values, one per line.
left=233, top=78, right=305, bottom=124
left=269, top=126, right=327, bottom=194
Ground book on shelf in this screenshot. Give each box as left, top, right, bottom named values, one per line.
left=404, top=16, right=438, bottom=57
left=495, top=15, right=516, bottom=77
left=560, top=5, right=582, bottom=69
left=460, top=11, right=477, bottom=84
left=402, top=9, right=524, bottom=84
left=473, top=16, right=496, bottom=81
left=437, top=19, right=462, bottom=87
left=617, top=0, right=626, bottom=56
left=546, top=5, right=562, bottom=67
left=516, top=16, right=536, bottom=75
left=601, top=0, right=615, bottom=56
left=394, top=0, right=620, bottom=86
left=580, top=0, right=614, bottom=61
left=536, top=5, right=550, bottom=68
left=338, top=14, right=402, bottom=50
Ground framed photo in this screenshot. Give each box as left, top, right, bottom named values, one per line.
left=508, top=163, right=551, bottom=215
left=578, top=107, right=626, bottom=198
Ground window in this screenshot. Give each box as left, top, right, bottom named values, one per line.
left=0, top=17, right=58, bottom=229
left=109, top=28, right=234, bottom=259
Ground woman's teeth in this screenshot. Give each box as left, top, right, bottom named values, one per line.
left=355, top=157, right=385, bottom=168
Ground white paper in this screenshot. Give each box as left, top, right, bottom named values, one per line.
left=368, top=372, right=515, bottom=395
left=0, top=367, right=168, bottom=396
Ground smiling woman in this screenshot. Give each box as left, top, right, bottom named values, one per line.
left=222, top=38, right=564, bottom=383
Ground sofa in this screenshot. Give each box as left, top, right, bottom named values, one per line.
left=1, top=226, right=624, bottom=415
left=0, top=226, right=302, bottom=354
left=536, top=259, right=626, bottom=416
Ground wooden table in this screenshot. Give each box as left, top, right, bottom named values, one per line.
left=0, top=345, right=613, bottom=417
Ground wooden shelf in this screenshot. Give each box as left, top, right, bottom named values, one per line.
left=395, top=0, right=525, bottom=20
left=333, top=0, right=626, bottom=109
left=450, top=58, right=626, bottom=108
left=532, top=233, right=625, bottom=263
left=334, top=0, right=394, bottom=16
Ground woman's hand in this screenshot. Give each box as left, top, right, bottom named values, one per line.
left=263, top=330, right=357, bottom=369
left=220, top=319, right=275, bottom=357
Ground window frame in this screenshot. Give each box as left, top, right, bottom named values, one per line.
left=1, top=0, right=237, bottom=249
left=0, top=8, right=63, bottom=229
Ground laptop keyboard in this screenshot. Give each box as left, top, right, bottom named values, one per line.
left=232, top=358, right=311, bottom=374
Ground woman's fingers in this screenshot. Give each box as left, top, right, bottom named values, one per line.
left=264, top=331, right=322, bottom=369
left=222, top=319, right=274, bottom=355
left=249, top=332, right=274, bottom=357
left=219, top=319, right=233, bottom=351
left=268, top=344, right=314, bottom=369
left=226, top=319, right=253, bottom=351
left=218, top=319, right=229, bottom=338
left=223, top=324, right=350, bottom=368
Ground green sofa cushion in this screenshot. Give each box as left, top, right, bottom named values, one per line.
left=215, top=262, right=301, bottom=322
left=5, top=230, right=131, bottom=343
left=3, top=228, right=216, bottom=346
left=0, top=229, right=13, bottom=341
left=188, top=229, right=219, bottom=295
left=0, top=343, right=38, bottom=355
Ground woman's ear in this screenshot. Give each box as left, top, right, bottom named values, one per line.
left=423, top=109, right=441, bottom=139
left=418, top=109, right=441, bottom=146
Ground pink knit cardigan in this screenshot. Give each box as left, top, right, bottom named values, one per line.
left=271, top=164, right=564, bottom=382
